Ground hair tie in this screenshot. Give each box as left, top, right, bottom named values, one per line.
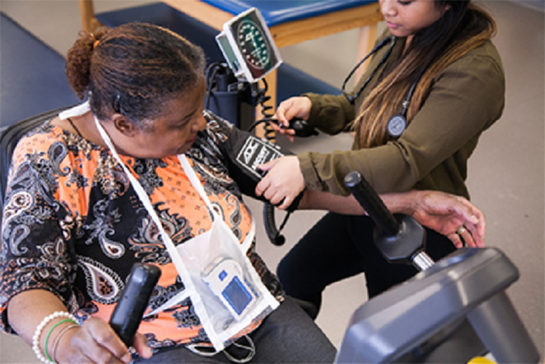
left=89, top=33, right=99, bottom=50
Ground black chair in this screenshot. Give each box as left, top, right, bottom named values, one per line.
left=1, top=12, right=80, bottom=224
left=0, top=107, right=71, bottom=225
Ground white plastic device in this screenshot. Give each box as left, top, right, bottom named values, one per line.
left=203, top=258, right=256, bottom=319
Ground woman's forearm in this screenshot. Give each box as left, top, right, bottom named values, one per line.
left=7, top=289, right=150, bottom=363
left=7, top=289, right=70, bottom=346
left=298, top=189, right=415, bottom=215
left=298, top=189, right=485, bottom=248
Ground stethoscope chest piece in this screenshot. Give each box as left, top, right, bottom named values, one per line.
left=387, top=114, right=407, bottom=138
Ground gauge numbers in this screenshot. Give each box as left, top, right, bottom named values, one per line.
left=237, top=20, right=270, bottom=70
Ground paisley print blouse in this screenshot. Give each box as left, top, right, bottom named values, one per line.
left=0, top=114, right=283, bottom=349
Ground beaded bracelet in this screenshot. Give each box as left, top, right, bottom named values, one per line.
left=32, top=311, right=78, bottom=364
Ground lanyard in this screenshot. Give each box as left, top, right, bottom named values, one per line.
left=60, top=102, right=267, bottom=353
left=92, top=112, right=256, bottom=258
left=92, top=114, right=192, bottom=280
left=178, top=155, right=255, bottom=252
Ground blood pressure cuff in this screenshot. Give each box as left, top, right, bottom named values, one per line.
left=202, top=110, right=302, bottom=212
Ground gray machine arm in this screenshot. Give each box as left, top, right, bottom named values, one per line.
left=337, top=170, right=540, bottom=363
left=335, top=248, right=539, bottom=363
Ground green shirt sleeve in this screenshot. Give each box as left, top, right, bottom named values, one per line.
left=297, top=41, right=505, bottom=196
left=302, top=92, right=355, bottom=135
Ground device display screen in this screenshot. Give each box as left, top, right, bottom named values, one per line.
left=216, top=33, right=240, bottom=73
left=222, top=276, right=253, bottom=315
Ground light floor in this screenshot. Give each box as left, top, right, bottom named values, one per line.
left=0, top=0, right=543, bottom=363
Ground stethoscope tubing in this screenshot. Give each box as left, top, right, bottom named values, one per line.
left=341, top=35, right=429, bottom=138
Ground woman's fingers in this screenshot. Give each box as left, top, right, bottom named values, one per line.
left=67, top=318, right=130, bottom=364
left=447, top=223, right=480, bottom=248
left=87, top=318, right=131, bottom=362
left=255, top=156, right=304, bottom=209
left=270, top=122, right=296, bottom=142
left=447, top=232, right=464, bottom=249
left=450, top=196, right=485, bottom=247
left=458, top=226, right=475, bottom=247
left=133, top=333, right=153, bottom=359
left=58, top=318, right=152, bottom=363
left=454, top=196, right=485, bottom=233
left=276, top=97, right=312, bottom=123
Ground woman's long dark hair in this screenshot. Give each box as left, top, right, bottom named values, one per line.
left=353, top=1, right=496, bottom=148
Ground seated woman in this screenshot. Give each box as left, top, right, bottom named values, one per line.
left=0, top=23, right=484, bottom=364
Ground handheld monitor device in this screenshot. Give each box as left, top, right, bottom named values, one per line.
left=203, top=258, right=256, bottom=319
left=216, top=8, right=282, bottom=83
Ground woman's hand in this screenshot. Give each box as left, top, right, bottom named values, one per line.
left=272, top=97, right=312, bottom=141
left=255, top=156, right=305, bottom=209
left=8, top=289, right=153, bottom=364
left=54, top=317, right=152, bottom=364
left=404, top=190, right=486, bottom=248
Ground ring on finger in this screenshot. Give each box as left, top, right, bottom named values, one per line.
left=456, top=226, right=466, bottom=235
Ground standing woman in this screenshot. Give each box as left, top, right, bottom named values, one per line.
left=256, top=0, right=505, bottom=316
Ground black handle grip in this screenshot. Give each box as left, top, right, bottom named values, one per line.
left=287, top=119, right=318, bottom=137
left=344, top=171, right=399, bottom=237
left=109, top=263, right=161, bottom=346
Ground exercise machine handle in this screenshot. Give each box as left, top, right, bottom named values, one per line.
left=344, top=171, right=399, bottom=237
left=109, top=263, right=161, bottom=346
left=344, top=171, right=433, bottom=270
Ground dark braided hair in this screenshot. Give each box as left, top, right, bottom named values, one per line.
left=65, top=22, right=206, bottom=127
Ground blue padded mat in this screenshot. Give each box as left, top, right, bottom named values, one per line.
left=97, top=4, right=225, bottom=65
left=96, top=3, right=341, bottom=102
left=0, top=13, right=79, bottom=128
left=201, top=0, right=377, bottom=26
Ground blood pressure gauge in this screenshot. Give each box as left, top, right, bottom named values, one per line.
left=237, top=20, right=270, bottom=70
left=216, top=8, right=282, bottom=83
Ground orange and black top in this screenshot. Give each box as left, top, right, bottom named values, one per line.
left=0, top=113, right=284, bottom=350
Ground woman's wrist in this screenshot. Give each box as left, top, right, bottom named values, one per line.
left=380, top=191, right=418, bottom=216
left=32, top=311, right=78, bottom=363
left=50, top=322, right=79, bottom=363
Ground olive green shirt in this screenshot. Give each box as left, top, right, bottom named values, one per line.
left=298, top=33, right=505, bottom=198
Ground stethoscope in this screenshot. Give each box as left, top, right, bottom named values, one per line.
left=341, top=36, right=424, bottom=138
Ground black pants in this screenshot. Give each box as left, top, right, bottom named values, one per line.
left=136, top=297, right=336, bottom=363
left=277, top=213, right=456, bottom=311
